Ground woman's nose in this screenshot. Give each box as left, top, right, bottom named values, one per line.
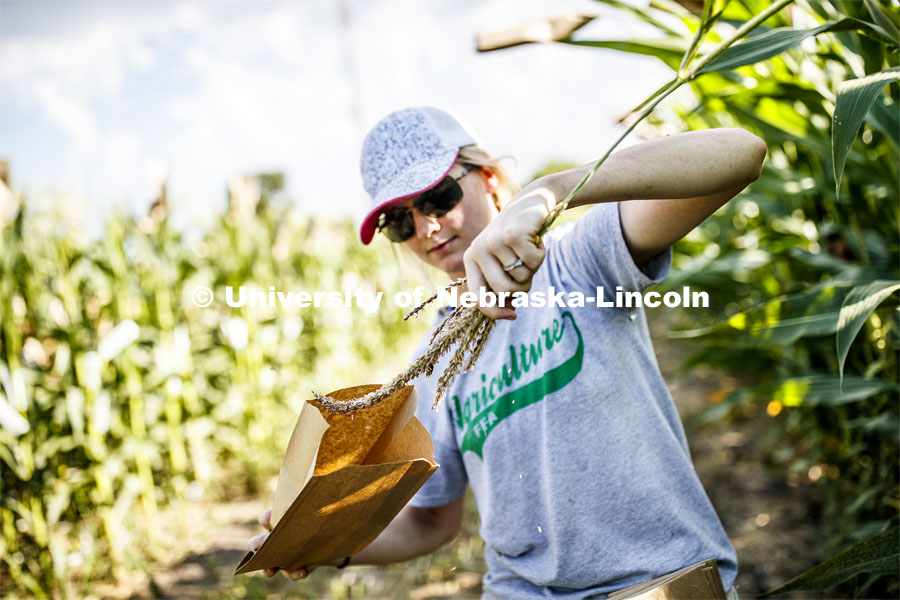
left=412, top=209, right=440, bottom=238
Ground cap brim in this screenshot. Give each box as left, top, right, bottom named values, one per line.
left=359, top=148, right=459, bottom=245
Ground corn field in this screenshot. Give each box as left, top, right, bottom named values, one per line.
left=0, top=180, right=429, bottom=597
left=2, top=0, right=899, bottom=597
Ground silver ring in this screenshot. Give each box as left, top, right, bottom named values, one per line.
left=503, top=258, right=525, bottom=272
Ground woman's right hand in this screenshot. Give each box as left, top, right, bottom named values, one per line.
left=249, top=508, right=326, bottom=580
left=463, top=183, right=555, bottom=320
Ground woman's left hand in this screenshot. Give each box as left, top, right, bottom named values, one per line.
left=463, top=184, right=556, bottom=320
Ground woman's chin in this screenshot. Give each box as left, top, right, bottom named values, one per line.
left=436, top=258, right=465, bottom=280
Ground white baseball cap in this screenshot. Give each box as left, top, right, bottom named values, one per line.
left=359, top=106, right=480, bottom=245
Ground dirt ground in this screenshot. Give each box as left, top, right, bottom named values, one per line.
left=88, top=309, right=835, bottom=600
left=648, top=312, right=827, bottom=600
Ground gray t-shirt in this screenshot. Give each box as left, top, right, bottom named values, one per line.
left=408, top=201, right=738, bottom=599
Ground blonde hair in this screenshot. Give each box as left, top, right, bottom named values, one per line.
left=457, top=145, right=518, bottom=210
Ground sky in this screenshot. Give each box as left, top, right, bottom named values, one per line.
left=0, top=0, right=675, bottom=234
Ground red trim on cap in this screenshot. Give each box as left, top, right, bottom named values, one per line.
left=359, top=151, right=459, bottom=245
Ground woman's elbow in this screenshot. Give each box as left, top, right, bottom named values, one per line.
left=435, top=507, right=462, bottom=546
left=439, top=521, right=462, bottom=546
left=749, top=132, right=768, bottom=180
left=412, top=500, right=463, bottom=549
left=734, top=128, right=767, bottom=183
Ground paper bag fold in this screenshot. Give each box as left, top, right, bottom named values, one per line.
left=234, top=384, right=437, bottom=575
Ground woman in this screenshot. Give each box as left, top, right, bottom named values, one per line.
left=251, top=106, right=766, bottom=599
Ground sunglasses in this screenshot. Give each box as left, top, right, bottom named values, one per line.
left=377, top=164, right=476, bottom=243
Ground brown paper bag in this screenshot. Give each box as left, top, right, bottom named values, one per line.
left=234, top=384, right=438, bottom=575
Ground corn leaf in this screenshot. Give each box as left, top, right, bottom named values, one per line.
left=762, top=526, right=899, bottom=595
left=768, top=375, right=897, bottom=406
left=669, top=279, right=860, bottom=346
left=847, top=412, right=900, bottom=441
left=766, top=375, right=890, bottom=406
left=649, top=0, right=695, bottom=20
left=563, top=38, right=687, bottom=68
left=836, top=280, right=900, bottom=384
left=699, top=18, right=881, bottom=74
left=728, top=0, right=792, bottom=27
left=862, top=0, right=900, bottom=45
left=866, top=95, right=899, bottom=150
left=694, top=374, right=898, bottom=426
left=832, top=67, right=900, bottom=197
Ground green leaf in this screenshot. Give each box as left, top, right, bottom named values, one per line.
left=723, top=100, right=834, bottom=157
left=788, top=376, right=894, bottom=405
left=670, top=279, right=858, bottom=346
left=563, top=38, right=688, bottom=68
left=730, top=0, right=792, bottom=27
left=699, top=18, right=879, bottom=75
left=786, top=248, right=862, bottom=275
left=845, top=486, right=883, bottom=515
left=832, top=67, right=900, bottom=197
left=866, top=94, right=900, bottom=150
left=693, top=374, right=898, bottom=426
left=836, top=280, right=900, bottom=383
left=762, top=526, right=899, bottom=595
left=847, top=412, right=900, bottom=441
left=862, top=0, right=900, bottom=45
left=753, top=375, right=894, bottom=407
left=649, top=0, right=696, bottom=20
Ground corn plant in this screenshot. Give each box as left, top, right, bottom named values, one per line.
left=0, top=180, right=428, bottom=597
left=556, top=0, right=898, bottom=595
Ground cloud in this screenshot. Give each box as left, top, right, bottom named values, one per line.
left=31, top=82, right=99, bottom=145
left=0, top=0, right=673, bottom=228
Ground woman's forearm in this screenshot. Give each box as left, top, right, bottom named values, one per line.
left=345, top=500, right=462, bottom=566
left=459, top=127, right=765, bottom=315
left=537, top=128, right=766, bottom=208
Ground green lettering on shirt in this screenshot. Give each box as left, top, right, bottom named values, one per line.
left=459, top=311, right=584, bottom=458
